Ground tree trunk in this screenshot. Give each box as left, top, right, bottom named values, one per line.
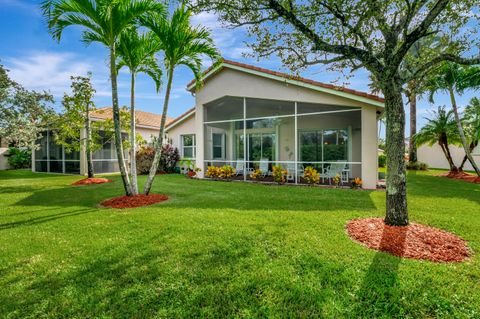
left=85, top=108, right=94, bottom=178
left=384, top=80, right=408, bottom=226
left=407, top=84, right=417, bottom=163
left=459, top=141, right=478, bottom=171
left=130, top=72, right=138, bottom=195
left=109, top=45, right=132, bottom=196
left=448, top=87, right=480, bottom=176
left=143, top=67, right=174, bottom=195
left=439, top=139, right=458, bottom=172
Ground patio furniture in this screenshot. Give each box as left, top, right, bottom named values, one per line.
left=286, top=163, right=304, bottom=182
left=259, top=158, right=270, bottom=177
left=319, top=162, right=347, bottom=184
left=235, top=160, right=245, bottom=176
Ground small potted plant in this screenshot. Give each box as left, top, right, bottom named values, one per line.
left=180, top=159, right=201, bottom=178
left=351, top=177, right=363, bottom=189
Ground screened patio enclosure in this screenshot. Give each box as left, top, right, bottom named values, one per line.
left=203, top=96, right=363, bottom=183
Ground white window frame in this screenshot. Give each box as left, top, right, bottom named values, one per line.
left=212, top=133, right=226, bottom=159
left=181, top=134, right=196, bottom=159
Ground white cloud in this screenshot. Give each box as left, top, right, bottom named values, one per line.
left=5, top=51, right=94, bottom=97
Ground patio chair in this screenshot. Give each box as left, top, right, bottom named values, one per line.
left=319, top=162, right=346, bottom=184
left=286, top=163, right=304, bottom=182
left=259, top=158, right=270, bottom=177
left=235, top=160, right=244, bottom=176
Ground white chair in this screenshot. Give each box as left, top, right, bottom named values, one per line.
left=320, top=162, right=346, bottom=184
left=259, top=158, right=270, bottom=177
left=286, top=163, right=304, bottom=182
left=235, top=160, right=244, bottom=176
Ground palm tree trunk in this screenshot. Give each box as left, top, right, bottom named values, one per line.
left=439, top=140, right=458, bottom=172
left=384, top=80, right=408, bottom=226
left=407, top=85, right=417, bottom=163
left=459, top=141, right=478, bottom=171
left=85, top=107, right=94, bottom=178
left=143, top=66, right=174, bottom=195
left=130, top=72, right=138, bottom=195
left=109, top=45, right=132, bottom=196
left=448, top=87, right=480, bottom=176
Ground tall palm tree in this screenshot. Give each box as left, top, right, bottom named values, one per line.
left=414, top=106, right=459, bottom=172
left=141, top=4, right=220, bottom=195
left=41, top=0, right=166, bottom=196
left=459, top=97, right=480, bottom=170
left=117, top=30, right=162, bottom=195
left=427, top=63, right=480, bottom=176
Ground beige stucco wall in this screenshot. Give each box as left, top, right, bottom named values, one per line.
left=165, top=113, right=196, bottom=157
left=418, top=144, right=480, bottom=171
left=137, top=126, right=159, bottom=144
left=194, top=68, right=380, bottom=188
left=0, top=148, right=10, bottom=170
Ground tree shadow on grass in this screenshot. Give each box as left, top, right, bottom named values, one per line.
left=351, top=224, right=407, bottom=318
left=0, top=208, right=96, bottom=230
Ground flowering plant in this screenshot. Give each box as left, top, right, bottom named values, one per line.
left=351, top=177, right=363, bottom=189
left=219, top=165, right=236, bottom=179
left=303, top=166, right=320, bottom=185
left=250, top=168, right=262, bottom=180
left=206, top=166, right=221, bottom=178
left=272, top=165, right=288, bottom=184
left=333, top=174, right=342, bottom=187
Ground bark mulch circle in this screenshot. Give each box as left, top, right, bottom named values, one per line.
left=438, top=171, right=480, bottom=184
left=72, top=178, right=112, bottom=186
left=346, top=218, right=470, bottom=263
left=100, top=194, right=169, bottom=209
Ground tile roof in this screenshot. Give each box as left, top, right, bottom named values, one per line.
left=187, top=59, right=384, bottom=103
left=90, top=107, right=172, bottom=128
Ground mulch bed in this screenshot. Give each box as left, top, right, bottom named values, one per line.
left=72, top=178, right=112, bottom=186
left=346, top=218, right=470, bottom=263
left=437, top=171, right=480, bottom=184
left=100, top=194, right=169, bottom=209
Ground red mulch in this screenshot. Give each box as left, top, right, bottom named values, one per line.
left=72, top=178, right=112, bottom=186
left=100, top=194, right=169, bottom=209
left=438, top=171, right=480, bottom=184
left=346, top=218, right=470, bottom=263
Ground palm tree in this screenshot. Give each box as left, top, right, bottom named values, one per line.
left=459, top=97, right=480, bottom=171
left=41, top=0, right=166, bottom=196
left=141, top=4, right=220, bottom=195
left=414, top=106, right=459, bottom=172
left=117, top=30, right=162, bottom=195
left=427, top=63, right=480, bottom=176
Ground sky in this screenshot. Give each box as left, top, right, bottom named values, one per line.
left=1, top=0, right=478, bottom=135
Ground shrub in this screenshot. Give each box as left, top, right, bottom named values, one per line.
left=272, top=165, right=288, bottom=184
left=303, top=166, right=320, bottom=185
left=179, top=159, right=200, bottom=178
left=249, top=168, right=262, bottom=180
left=206, top=166, right=221, bottom=178
left=378, top=154, right=386, bottom=168
left=136, top=144, right=180, bottom=174
left=351, top=177, right=363, bottom=189
left=406, top=161, right=428, bottom=171
left=219, top=165, right=236, bottom=179
left=333, top=174, right=342, bottom=187
left=6, top=147, right=31, bottom=169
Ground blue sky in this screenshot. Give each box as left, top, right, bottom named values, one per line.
left=1, top=0, right=478, bottom=134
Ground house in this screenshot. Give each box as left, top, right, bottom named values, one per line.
left=165, top=59, right=384, bottom=189
left=32, top=108, right=170, bottom=175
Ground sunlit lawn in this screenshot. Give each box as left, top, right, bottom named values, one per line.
left=0, top=169, right=479, bottom=318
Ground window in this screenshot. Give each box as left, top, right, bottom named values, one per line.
left=212, top=133, right=225, bottom=159
left=300, top=129, right=349, bottom=162
left=181, top=134, right=196, bottom=158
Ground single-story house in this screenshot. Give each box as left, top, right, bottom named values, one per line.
left=166, top=59, right=384, bottom=189
left=418, top=144, right=480, bottom=171
left=31, top=59, right=384, bottom=189
left=32, top=108, right=170, bottom=175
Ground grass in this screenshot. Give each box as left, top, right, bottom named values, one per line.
left=0, top=169, right=479, bottom=318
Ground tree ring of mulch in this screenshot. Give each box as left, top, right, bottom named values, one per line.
left=100, top=194, right=169, bottom=209
left=346, top=218, right=470, bottom=263
left=436, top=171, right=480, bottom=184
left=72, top=178, right=113, bottom=186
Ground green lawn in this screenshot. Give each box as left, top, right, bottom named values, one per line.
left=0, top=170, right=479, bottom=318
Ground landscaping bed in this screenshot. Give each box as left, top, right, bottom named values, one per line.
left=438, top=171, right=480, bottom=184
left=72, top=177, right=112, bottom=186
left=346, top=218, right=470, bottom=263
left=100, top=194, right=168, bottom=208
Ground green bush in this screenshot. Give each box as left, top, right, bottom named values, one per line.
left=406, top=161, right=428, bottom=171
left=135, top=144, right=180, bottom=174
left=6, top=147, right=31, bottom=169
left=378, top=154, right=386, bottom=168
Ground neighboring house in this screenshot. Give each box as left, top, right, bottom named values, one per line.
left=32, top=108, right=170, bottom=175
left=418, top=144, right=480, bottom=171
left=165, top=59, right=384, bottom=189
